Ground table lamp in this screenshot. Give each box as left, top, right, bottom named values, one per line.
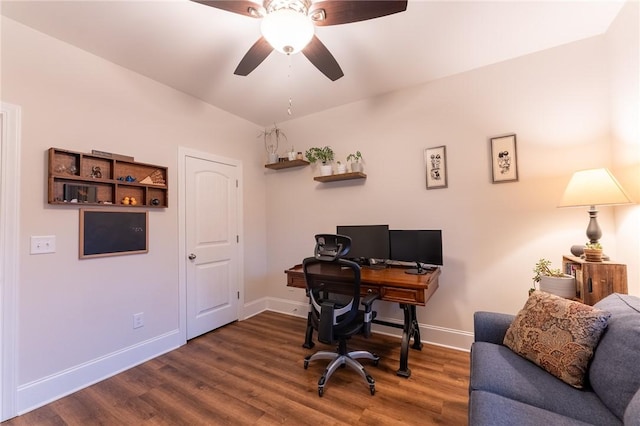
left=558, top=168, right=633, bottom=255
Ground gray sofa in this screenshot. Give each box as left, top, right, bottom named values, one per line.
left=469, top=293, right=640, bottom=425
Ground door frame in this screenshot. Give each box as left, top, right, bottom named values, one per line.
left=1, top=102, right=21, bottom=421
left=177, top=146, right=244, bottom=343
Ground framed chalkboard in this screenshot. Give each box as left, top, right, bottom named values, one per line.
left=80, top=209, right=148, bottom=258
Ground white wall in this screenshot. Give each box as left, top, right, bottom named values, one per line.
left=1, top=17, right=268, bottom=413
left=1, top=0, right=638, bottom=417
left=263, top=14, right=639, bottom=342
left=608, top=1, right=640, bottom=296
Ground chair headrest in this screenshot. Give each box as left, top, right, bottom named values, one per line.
left=314, top=234, right=351, bottom=261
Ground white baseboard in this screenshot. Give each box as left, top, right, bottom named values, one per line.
left=17, top=329, right=183, bottom=415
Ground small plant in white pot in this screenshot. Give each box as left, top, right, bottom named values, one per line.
left=347, top=151, right=363, bottom=173
left=336, top=161, right=347, bottom=174
left=305, top=146, right=334, bottom=176
left=532, top=258, right=576, bottom=298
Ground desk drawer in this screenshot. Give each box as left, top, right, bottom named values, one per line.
left=380, top=287, right=425, bottom=305
left=287, top=272, right=306, bottom=288
left=361, top=285, right=380, bottom=297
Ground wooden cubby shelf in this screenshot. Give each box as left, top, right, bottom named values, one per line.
left=48, top=147, right=168, bottom=208
left=264, top=159, right=310, bottom=170
left=313, top=172, right=367, bottom=183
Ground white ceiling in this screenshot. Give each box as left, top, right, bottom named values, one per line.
left=1, top=0, right=626, bottom=126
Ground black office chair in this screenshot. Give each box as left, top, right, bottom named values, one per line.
left=302, top=234, right=380, bottom=396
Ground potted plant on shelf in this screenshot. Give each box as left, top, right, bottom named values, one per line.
left=583, top=242, right=603, bottom=262
left=259, top=124, right=287, bottom=164
left=336, top=161, right=347, bottom=174
left=347, top=151, right=363, bottom=173
left=531, top=258, right=576, bottom=298
left=305, top=146, right=334, bottom=176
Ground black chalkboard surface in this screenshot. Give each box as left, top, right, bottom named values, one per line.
left=80, top=209, right=148, bottom=258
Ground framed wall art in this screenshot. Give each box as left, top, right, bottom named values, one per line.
left=490, top=134, right=518, bottom=183
left=425, top=145, right=448, bottom=189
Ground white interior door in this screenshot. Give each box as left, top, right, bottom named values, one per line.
left=185, top=154, right=239, bottom=340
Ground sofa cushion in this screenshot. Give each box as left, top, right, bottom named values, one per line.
left=503, top=291, right=610, bottom=388
left=470, top=342, right=620, bottom=425
left=589, top=293, right=640, bottom=420
left=469, top=390, right=593, bottom=426
left=624, top=388, right=640, bottom=426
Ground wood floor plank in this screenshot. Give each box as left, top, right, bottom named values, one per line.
left=2, top=311, right=470, bottom=425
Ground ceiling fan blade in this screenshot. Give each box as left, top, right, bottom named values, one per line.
left=234, top=37, right=274, bottom=76
left=310, top=0, right=407, bottom=26
left=191, top=1, right=264, bottom=18
left=302, top=35, right=344, bottom=81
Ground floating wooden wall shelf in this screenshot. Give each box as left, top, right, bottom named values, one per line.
left=313, top=172, right=367, bottom=183
left=264, top=159, right=310, bottom=170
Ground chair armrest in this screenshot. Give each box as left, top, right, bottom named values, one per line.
left=361, top=293, right=379, bottom=311
left=361, top=293, right=379, bottom=338
left=473, top=311, right=515, bottom=344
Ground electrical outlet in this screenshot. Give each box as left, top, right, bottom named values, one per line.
left=133, top=312, right=144, bottom=329
left=30, top=235, right=56, bottom=254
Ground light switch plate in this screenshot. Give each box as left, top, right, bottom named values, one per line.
left=30, top=235, right=56, bottom=254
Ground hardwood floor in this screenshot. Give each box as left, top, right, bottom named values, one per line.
left=3, top=311, right=470, bottom=425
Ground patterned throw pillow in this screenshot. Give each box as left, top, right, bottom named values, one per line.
left=503, top=291, right=611, bottom=388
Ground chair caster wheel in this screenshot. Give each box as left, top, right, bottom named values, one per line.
left=366, top=374, right=376, bottom=396
left=318, top=387, right=324, bottom=397
left=373, top=358, right=380, bottom=367
left=304, top=360, right=309, bottom=369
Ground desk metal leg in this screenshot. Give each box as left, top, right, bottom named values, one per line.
left=397, top=304, right=422, bottom=378
left=409, top=305, right=423, bottom=351
left=302, top=311, right=315, bottom=349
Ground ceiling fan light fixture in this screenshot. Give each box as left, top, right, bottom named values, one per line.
left=260, top=8, right=314, bottom=54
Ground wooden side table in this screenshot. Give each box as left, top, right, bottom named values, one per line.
left=562, top=255, right=627, bottom=305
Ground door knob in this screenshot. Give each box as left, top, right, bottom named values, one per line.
left=188, top=253, right=196, bottom=260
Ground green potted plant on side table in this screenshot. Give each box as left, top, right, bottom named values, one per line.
left=305, top=146, right=335, bottom=176
left=347, top=151, right=363, bottom=173
left=531, top=258, right=576, bottom=298
left=583, top=242, right=603, bottom=262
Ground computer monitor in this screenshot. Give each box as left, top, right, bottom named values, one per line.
left=389, top=230, right=443, bottom=275
left=335, top=225, right=390, bottom=265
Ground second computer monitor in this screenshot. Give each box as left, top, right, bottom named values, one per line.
left=389, top=230, right=443, bottom=272
left=336, top=224, right=390, bottom=262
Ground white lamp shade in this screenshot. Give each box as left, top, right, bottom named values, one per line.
left=558, top=168, right=633, bottom=207
left=261, top=9, right=314, bottom=54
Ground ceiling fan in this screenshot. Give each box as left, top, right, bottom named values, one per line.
left=192, top=0, right=408, bottom=81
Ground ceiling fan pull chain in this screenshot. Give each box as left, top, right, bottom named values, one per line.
left=287, top=55, right=293, bottom=116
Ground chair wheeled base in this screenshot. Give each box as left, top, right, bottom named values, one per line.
left=304, top=339, right=379, bottom=397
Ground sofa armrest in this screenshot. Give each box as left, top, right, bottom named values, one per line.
left=474, top=311, right=515, bottom=344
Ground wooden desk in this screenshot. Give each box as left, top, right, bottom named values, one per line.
left=285, top=264, right=440, bottom=378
